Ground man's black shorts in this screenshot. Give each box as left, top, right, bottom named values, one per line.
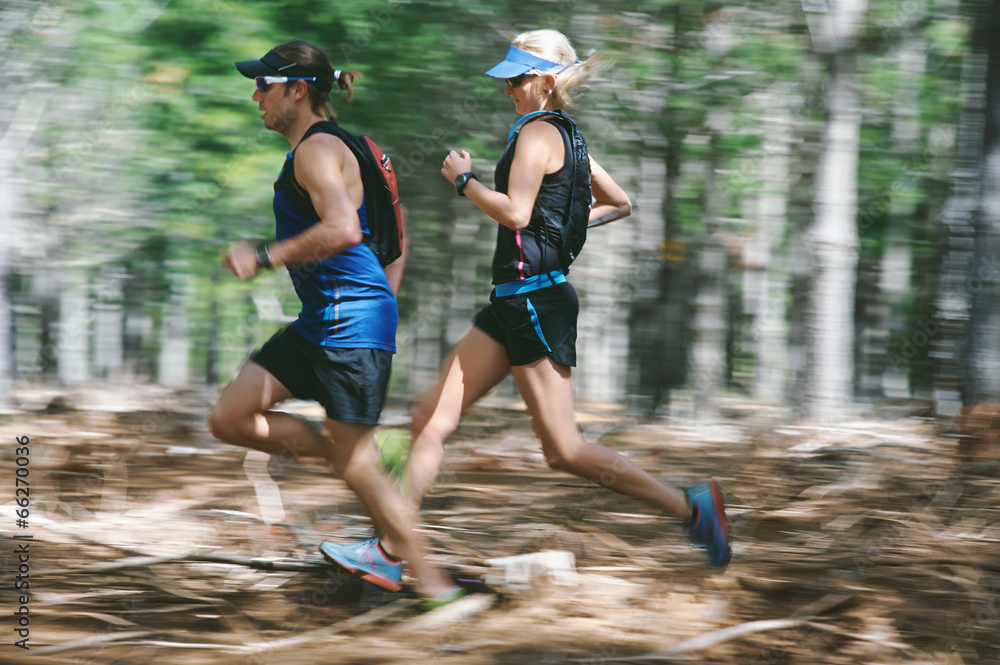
left=249, top=326, right=392, bottom=425
left=473, top=281, right=578, bottom=367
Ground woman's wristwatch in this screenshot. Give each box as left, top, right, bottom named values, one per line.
left=454, top=172, right=478, bottom=197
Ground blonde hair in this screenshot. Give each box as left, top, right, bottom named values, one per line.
left=510, top=29, right=598, bottom=108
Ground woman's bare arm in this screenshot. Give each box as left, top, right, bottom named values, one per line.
left=588, top=155, right=631, bottom=227
left=441, top=122, right=563, bottom=231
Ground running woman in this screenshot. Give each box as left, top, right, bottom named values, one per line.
left=209, top=40, right=458, bottom=602
left=383, top=29, right=731, bottom=569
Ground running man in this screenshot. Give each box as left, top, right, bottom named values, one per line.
left=208, top=40, right=459, bottom=603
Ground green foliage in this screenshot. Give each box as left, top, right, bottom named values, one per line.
left=376, top=428, right=411, bottom=480
left=7, top=0, right=970, bottom=399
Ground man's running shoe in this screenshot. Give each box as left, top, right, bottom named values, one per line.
left=319, top=538, right=402, bottom=591
left=685, top=479, right=732, bottom=568
left=419, top=585, right=467, bottom=611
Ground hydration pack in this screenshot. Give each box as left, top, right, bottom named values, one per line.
left=275, top=120, right=403, bottom=266
left=508, top=110, right=592, bottom=267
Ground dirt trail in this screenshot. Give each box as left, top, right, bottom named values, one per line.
left=2, top=388, right=998, bottom=664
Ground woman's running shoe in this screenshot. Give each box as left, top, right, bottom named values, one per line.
left=685, top=479, right=732, bottom=568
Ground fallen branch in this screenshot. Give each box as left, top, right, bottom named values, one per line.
left=190, top=552, right=329, bottom=572
left=804, top=621, right=916, bottom=652
left=608, top=594, right=850, bottom=662
left=394, top=593, right=496, bottom=634
left=236, top=597, right=417, bottom=654
left=30, top=630, right=162, bottom=656
left=80, top=598, right=418, bottom=655
left=64, top=552, right=331, bottom=574
left=609, top=618, right=810, bottom=661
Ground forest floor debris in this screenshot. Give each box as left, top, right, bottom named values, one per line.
left=2, top=389, right=998, bottom=664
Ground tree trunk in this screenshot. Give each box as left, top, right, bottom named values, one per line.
left=574, top=153, right=634, bottom=404
left=401, top=194, right=461, bottom=396
left=93, top=266, right=124, bottom=381
left=0, top=71, right=51, bottom=405
left=627, top=147, right=686, bottom=418
left=803, top=0, right=868, bottom=420
left=933, top=0, right=991, bottom=415
left=0, top=151, right=15, bottom=409
left=691, top=135, right=727, bottom=420
left=206, top=267, right=221, bottom=386
left=158, top=270, right=190, bottom=388
left=964, top=0, right=1000, bottom=406
left=742, top=87, right=796, bottom=405
left=0, top=235, right=11, bottom=411
left=861, top=34, right=926, bottom=400
left=58, top=268, right=92, bottom=385
left=626, top=16, right=693, bottom=418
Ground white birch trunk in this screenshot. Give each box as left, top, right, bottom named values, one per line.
left=691, top=140, right=727, bottom=420
left=58, top=269, right=91, bottom=385
left=804, top=0, right=868, bottom=420
left=158, top=272, right=190, bottom=387
left=743, top=88, right=796, bottom=405
left=691, top=234, right=728, bottom=420
left=0, top=78, right=50, bottom=404
left=574, top=207, right=632, bottom=405
left=879, top=243, right=912, bottom=397
left=874, top=36, right=925, bottom=398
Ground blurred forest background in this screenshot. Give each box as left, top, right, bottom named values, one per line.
left=1, top=0, right=998, bottom=424
left=4, top=3, right=1000, bottom=663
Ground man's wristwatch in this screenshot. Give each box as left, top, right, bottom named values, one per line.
left=454, top=172, right=478, bottom=197
left=255, top=244, right=273, bottom=269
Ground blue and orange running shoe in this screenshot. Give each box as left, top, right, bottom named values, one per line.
left=685, top=479, right=732, bottom=568
left=319, top=538, right=402, bottom=591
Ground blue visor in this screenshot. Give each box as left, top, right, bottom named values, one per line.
left=485, top=45, right=564, bottom=78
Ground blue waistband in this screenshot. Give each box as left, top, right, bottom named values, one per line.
left=494, top=270, right=566, bottom=297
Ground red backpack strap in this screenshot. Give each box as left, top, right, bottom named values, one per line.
left=363, top=136, right=404, bottom=257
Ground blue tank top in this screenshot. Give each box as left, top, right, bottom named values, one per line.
left=273, top=151, right=398, bottom=351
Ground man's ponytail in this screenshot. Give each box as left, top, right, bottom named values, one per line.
left=334, top=69, right=363, bottom=102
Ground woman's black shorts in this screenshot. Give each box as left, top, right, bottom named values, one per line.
left=249, top=326, right=392, bottom=425
left=473, top=281, right=578, bottom=367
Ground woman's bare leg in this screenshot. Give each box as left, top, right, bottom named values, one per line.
left=379, top=328, right=510, bottom=556
left=402, top=327, right=512, bottom=504
left=511, top=356, right=689, bottom=519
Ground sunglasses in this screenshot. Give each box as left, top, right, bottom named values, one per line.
left=255, top=75, right=317, bottom=92
left=505, top=73, right=536, bottom=89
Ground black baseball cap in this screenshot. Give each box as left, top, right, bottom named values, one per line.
left=235, top=49, right=333, bottom=92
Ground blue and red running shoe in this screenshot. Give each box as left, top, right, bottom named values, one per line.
left=685, top=479, right=732, bottom=568
left=319, top=538, right=402, bottom=591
